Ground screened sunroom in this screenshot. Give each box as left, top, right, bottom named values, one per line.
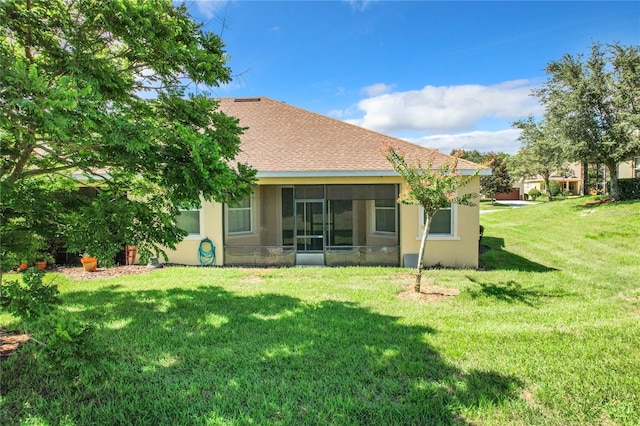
left=222, top=184, right=402, bottom=267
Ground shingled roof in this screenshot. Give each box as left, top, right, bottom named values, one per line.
left=217, top=97, right=482, bottom=177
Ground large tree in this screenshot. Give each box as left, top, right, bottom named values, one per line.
left=480, top=153, right=512, bottom=204
left=533, top=43, right=640, bottom=200
left=451, top=149, right=486, bottom=165
left=385, top=144, right=477, bottom=292
left=0, top=0, right=256, bottom=271
left=510, top=116, right=570, bottom=201
left=454, top=150, right=513, bottom=204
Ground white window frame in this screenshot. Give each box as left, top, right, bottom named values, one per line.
left=373, top=199, right=397, bottom=235
left=227, top=196, right=254, bottom=235
left=417, top=204, right=459, bottom=240
left=177, top=207, right=205, bottom=239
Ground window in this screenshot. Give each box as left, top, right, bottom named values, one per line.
left=228, top=197, right=252, bottom=234
left=374, top=199, right=396, bottom=233
left=176, top=209, right=202, bottom=236
left=420, top=206, right=453, bottom=236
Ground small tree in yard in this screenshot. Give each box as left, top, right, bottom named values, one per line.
left=384, top=143, right=478, bottom=293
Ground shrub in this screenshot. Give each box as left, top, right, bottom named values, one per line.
left=617, top=178, right=640, bottom=200
left=1, top=268, right=99, bottom=374
left=36, top=315, right=99, bottom=371
left=0, top=268, right=60, bottom=319
left=528, top=188, right=542, bottom=201
left=548, top=180, right=562, bottom=196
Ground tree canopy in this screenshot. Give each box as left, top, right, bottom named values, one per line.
left=510, top=116, right=570, bottom=201
left=480, top=154, right=513, bottom=204
left=533, top=42, right=640, bottom=200
left=0, top=0, right=256, bottom=270
left=454, top=150, right=513, bottom=203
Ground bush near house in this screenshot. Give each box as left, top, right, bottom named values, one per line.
left=548, top=180, right=562, bottom=197
left=614, top=178, right=640, bottom=200
left=528, top=188, right=542, bottom=200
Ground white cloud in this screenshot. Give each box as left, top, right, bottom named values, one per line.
left=351, top=80, right=542, bottom=134
left=406, top=129, right=523, bottom=155
left=190, top=0, right=230, bottom=19
left=361, top=83, right=395, bottom=97
left=344, top=0, right=372, bottom=12
left=329, top=102, right=359, bottom=119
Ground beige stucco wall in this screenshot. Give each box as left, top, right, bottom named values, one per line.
left=618, top=161, right=635, bottom=179
left=163, top=200, right=225, bottom=266
left=163, top=175, right=480, bottom=268
left=399, top=177, right=480, bottom=268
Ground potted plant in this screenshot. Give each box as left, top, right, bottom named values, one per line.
left=19, top=260, right=28, bottom=272
left=80, top=254, right=98, bottom=272
left=35, top=254, right=54, bottom=271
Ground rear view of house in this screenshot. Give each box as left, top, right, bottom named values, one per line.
left=166, top=97, right=487, bottom=268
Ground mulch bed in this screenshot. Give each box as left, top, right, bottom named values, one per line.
left=53, top=264, right=156, bottom=280
left=0, top=331, right=29, bottom=361
left=397, top=283, right=461, bottom=302
left=581, top=198, right=615, bottom=206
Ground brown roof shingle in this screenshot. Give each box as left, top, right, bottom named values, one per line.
left=217, top=97, right=481, bottom=176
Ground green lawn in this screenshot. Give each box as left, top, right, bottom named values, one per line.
left=1, top=197, right=639, bottom=425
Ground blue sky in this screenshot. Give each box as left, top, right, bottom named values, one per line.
left=184, top=1, right=639, bottom=154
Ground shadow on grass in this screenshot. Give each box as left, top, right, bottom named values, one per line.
left=480, top=236, right=557, bottom=272
left=1, top=285, right=523, bottom=425
left=463, top=276, right=566, bottom=307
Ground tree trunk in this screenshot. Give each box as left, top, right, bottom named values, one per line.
left=543, top=174, right=553, bottom=201
left=607, top=162, right=619, bottom=200
left=415, top=214, right=432, bottom=293
left=582, top=161, right=589, bottom=196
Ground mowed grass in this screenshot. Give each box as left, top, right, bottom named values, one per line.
left=1, top=197, right=639, bottom=425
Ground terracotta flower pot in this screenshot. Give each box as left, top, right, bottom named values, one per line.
left=80, top=256, right=97, bottom=272
left=36, top=261, right=47, bottom=271
left=19, top=263, right=28, bottom=272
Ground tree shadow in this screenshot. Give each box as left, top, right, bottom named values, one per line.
left=463, top=276, right=566, bottom=307
left=2, top=285, right=524, bottom=425
left=480, top=237, right=557, bottom=272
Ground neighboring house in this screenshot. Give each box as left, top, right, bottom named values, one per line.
left=495, top=188, right=521, bottom=201
left=618, top=157, right=640, bottom=179
left=521, top=163, right=583, bottom=197
left=520, top=158, right=640, bottom=197
left=165, top=97, right=488, bottom=268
